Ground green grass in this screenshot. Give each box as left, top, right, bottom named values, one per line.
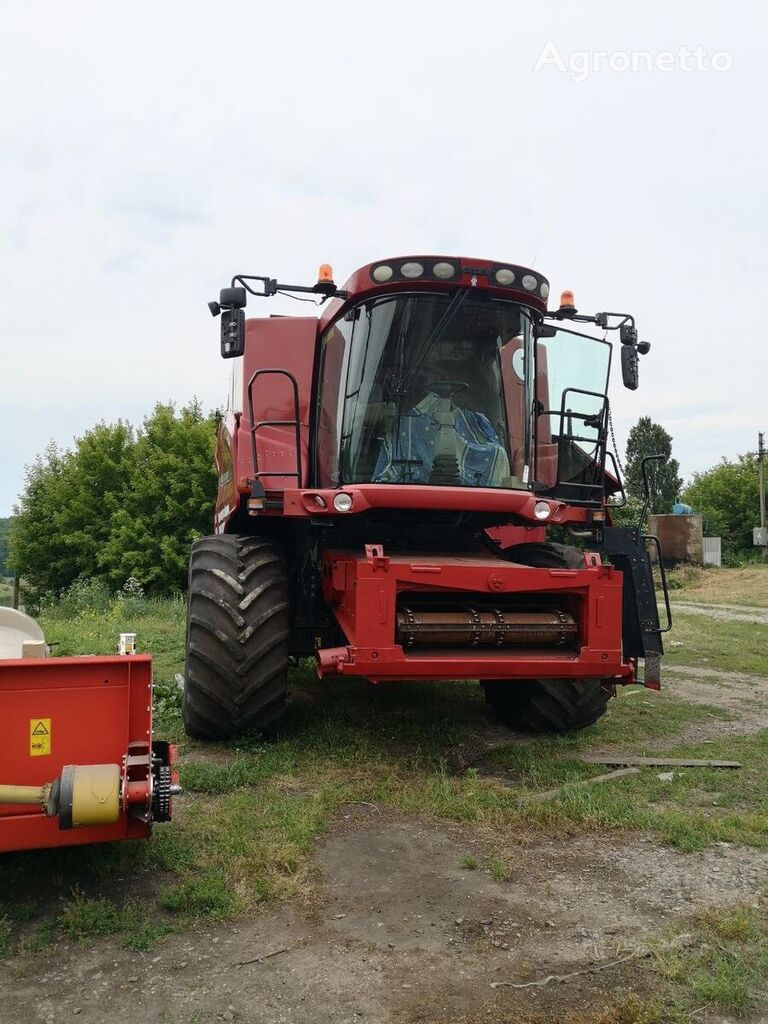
left=664, top=613, right=768, bottom=677
left=667, top=564, right=768, bottom=608
left=489, top=856, right=508, bottom=882
left=3, top=890, right=175, bottom=953
left=2, top=586, right=767, bottom=1024
left=38, top=592, right=187, bottom=734
left=661, top=901, right=768, bottom=1013
left=161, top=867, right=239, bottom=917
left=0, top=915, right=12, bottom=958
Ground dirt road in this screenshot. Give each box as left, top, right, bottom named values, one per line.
left=672, top=601, right=768, bottom=626
left=4, top=810, right=766, bottom=1024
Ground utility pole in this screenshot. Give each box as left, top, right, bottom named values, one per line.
left=760, top=432, right=766, bottom=562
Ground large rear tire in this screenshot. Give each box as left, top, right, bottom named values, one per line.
left=183, top=535, right=290, bottom=740
left=482, top=541, right=611, bottom=733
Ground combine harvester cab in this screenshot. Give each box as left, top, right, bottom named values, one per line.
left=0, top=608, right=179, bottom=854
left=184, top=257, right=671, bottom=740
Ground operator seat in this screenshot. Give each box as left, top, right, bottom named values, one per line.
left=372, top=389, right=510, bottom=487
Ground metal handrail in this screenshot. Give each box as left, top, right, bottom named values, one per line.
left=643, top=534, right=673, bottom=634
left=534, top=386, right=609, bottom=503
left=246, top=369, right=302, bottom=484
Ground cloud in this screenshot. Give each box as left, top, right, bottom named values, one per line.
left=1, top=0, right=766, bottom=513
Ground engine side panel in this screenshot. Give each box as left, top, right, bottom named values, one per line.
left=240, top=317, right=318, bottom=488
left=216, top=317, right=319, bottom=532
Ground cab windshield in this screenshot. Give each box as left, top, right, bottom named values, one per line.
left=313, top=292, right=613, bottom=499
left=315, top=292, right=534, bottom=489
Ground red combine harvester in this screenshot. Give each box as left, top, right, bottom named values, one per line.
left=0, top=609, right=178, bottom=853
left=184, top=257, right=670, bottom=740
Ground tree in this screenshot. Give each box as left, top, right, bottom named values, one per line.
left=0, top=518, right=10, bottom=577
left=9, top=425, right=134, bottom=600
left=9, top=402, right=217, bottom=601
left=683, top=454, right=761, bottom=557
left=624, top=416, right=682, bottom=514
left=98, top=402, right=218, bottom=594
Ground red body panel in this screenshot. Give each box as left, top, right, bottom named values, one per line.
left=206, top=256, right=651, bottom=697
left=0, top=656, right=153, bottom=853
left=215, top=409, right=239, bottom=530
left=318, top=256, right=549, bottom=332
left=214, top=258, right=570, bottom=531
left=278, top=484, right=595, bottom=526
left=317, top=548, right=634, bottom=683
left=241, top=317, right=316, bottom=484
left=217, top=316, right=318, bottom=533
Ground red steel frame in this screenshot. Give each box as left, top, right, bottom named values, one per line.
left=316, top=546, right=635, bottom=684
left=0, top=655, right=154, bottom=853
left=210, top=255, right=647, bottom=694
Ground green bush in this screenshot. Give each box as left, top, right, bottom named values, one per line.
left=683, top=453, right=762, bottom=558
left=10, top=402, right=217, bottom=601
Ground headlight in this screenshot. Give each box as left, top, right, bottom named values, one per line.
left=372, top=264, right=393, bottom=282
left=533, top=500, right=551, bottom=520
left=540, top=282, right=549, bottom=300
left=400, top=261, right=424, bottom=279
left=333, top=492, right=353, bottom=512
left=495, top=268, right=516, bottom=285
left=522, top=274, right=537, bottom=291
left=432, top=261, right=456, bottom=279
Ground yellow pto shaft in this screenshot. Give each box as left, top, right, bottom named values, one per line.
left=0, top=764, right=121, bottom=828
left=0, top=784, right=50, bottom=808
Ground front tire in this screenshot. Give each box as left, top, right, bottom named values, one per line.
left=482, top=541, right=611, bottom=733
left=183, top=535, right=290, bottom=740
left=483, top=677, right=611, bottom=733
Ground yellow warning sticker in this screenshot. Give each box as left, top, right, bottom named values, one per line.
left=29, top=718, right=51, bottom=757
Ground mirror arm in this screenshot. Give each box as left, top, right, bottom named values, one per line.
left=545, top=309, right=635, bottom=332
left=230, top=274, right=348, bottom=300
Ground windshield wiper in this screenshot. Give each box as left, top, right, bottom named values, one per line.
left=411, top=287, right=472, bottom=378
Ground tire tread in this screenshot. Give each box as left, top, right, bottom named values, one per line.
left=183, top=534, right=289, bottom=740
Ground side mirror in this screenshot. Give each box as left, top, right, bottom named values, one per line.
left=219, top=287, right=247, bottom=309
left=221, top=308, right=245, bottom=359
left=621, top=343, right=639, bottom=390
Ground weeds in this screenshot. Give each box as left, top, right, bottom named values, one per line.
left=55, top=892, right=172, bottom=951
left=664, top=613, right=768, bottom=676
left=662, top=901, right=768, bottom=1013
left=668, top=563, right=768, bottom=608
left=3, top=582, right=767, bottom=1021
left=489, top=857, right=508, bottom=882
left=0, top=915, right=11, bottom=958
left=161, top=868, right=240, bottom=918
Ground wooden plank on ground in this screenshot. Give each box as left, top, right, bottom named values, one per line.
left=524, top=767, right=641, bottom=803
left=582, top=755, right=741, bottom=769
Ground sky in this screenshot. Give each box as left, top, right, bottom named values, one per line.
left=1, top=0, right=766, bottom=515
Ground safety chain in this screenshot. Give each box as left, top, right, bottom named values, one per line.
left=608, top=407, right=626, bottom=478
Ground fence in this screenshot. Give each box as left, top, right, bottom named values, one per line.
left=702, top=537, right=722, bottom=567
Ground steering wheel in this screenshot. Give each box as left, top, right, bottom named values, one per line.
left=424, top=380, right=470, bottom=399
